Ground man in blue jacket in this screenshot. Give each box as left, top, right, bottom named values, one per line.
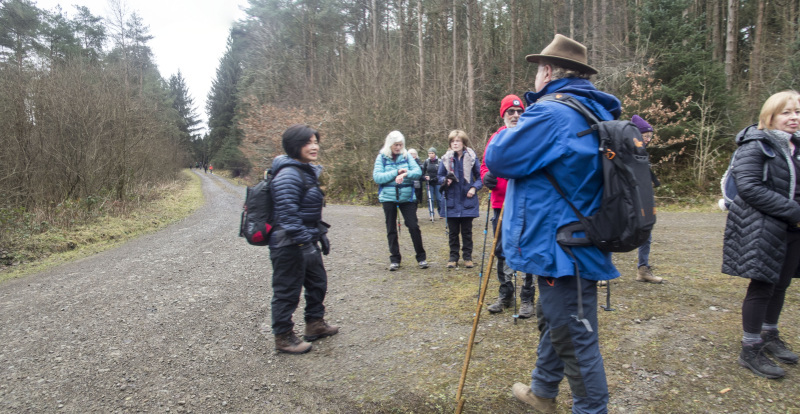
left=485, top=34, right=621, bottom=413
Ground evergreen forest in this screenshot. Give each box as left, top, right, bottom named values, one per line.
left=2, top=0, right=800, bottom=217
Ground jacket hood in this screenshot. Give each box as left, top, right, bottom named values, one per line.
left=525, top=77, right=622, bottom=120
left=735, top=124, right=767, bottom=146
left=271, top=154, right=321, bottom=177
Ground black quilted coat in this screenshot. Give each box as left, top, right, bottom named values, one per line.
left=268, top=155, right=324, bottom=249
left=722, top=125, right=800, bottom=283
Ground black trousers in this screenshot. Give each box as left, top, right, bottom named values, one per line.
left=492, top=208, right=535, bottom=301
left=382, top=202, right=426, bottom=264
left=742, top=231, right=800, bottom=333
left=269, top=244, right=328, bottom=335
left=447, top=217, right=474, bottom=262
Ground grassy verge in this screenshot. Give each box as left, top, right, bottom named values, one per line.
left=0, top=169, right=204, bottom=283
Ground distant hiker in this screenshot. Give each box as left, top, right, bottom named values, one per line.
left=438, top=129, right=482, bottom=269
left=629, top=115, right=663, bottom=284
left=422, top=147, right=443, bottom=218
left=486, top=34, right=620, bottom=412
left=203, top=163, right=208, bottom=173
left=209, top=164, right=214, bottom=174
left=408, top=148, right=424, bottom=208
left=481, top=94, right=535, bottom=318
left=722, top=90, right=800, bottom=379
left=373, top=131, right=428, bottom=271
left=268, top=124, right=338, bottom=354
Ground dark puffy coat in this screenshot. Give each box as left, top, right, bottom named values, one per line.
left=422, top=157, right=440, bottom=180
left=268, top=155, right=324, bottom=248
left=722, top=126, right=800, bottom=283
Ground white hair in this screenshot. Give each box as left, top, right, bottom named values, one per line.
left=408, top=148, right=418, bottom=158
left=380, top=130, right=407, bottom=158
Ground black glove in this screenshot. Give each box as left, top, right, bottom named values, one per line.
left=483, top=172, right=498, bottom=191
left=320, top=234, right=330, bottom=255
left=446, top=172, right=458, bottom=183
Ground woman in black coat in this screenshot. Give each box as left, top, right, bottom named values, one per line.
left=268, top=125, right=338, bottom=354
left=723, top=91, right=800, bottom=379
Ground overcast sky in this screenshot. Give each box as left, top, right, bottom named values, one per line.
left=33, top=0, right=251, bottom=133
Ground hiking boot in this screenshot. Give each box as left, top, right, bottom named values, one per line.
left=464, top=260, right=474, bottom=268
left=274, top=330, right=312, bottom=354
left=447, top=261, right=457, bottom=269
left=418, top=260, right=429, bottom=269
left=303, top=318, right=339, bottom=342
left=518, top=301, right=535, bottom=319
left=762, top=330, right=799, bottom=364
left=636, top=265, right=663, bottom=283
left=512, top=382, right=557, bottom=413
left=487, top=297, right=512, bottom=313
left=389, top=263, right=400, bottom=271
left=739, top=341, right=785, bottom=379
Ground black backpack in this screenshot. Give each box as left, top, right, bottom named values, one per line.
left=239, top=165, right=306, bottom=246
left=539, top=93, right=656, bottom=253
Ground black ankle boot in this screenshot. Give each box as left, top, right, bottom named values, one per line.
left=762, top=330, right=799, bottom=364
left=739, top=341, right=785, bottom=379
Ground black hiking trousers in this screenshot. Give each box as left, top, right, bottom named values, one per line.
left=269, top=243, right=328, bottom=335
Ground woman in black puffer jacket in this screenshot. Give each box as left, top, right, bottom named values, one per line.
left=268, top=125, right=338, bottom=354
left=723, top=91, right=800, bottom=379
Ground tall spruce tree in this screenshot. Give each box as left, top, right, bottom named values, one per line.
left=168, top=71, right=202, bottom=149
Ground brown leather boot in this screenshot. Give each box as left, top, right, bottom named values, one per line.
left=636, top=265, right=663, bottom=283
left=304, top=318, right=340, bottom=341
left=274, top=330, right=312, bottom=354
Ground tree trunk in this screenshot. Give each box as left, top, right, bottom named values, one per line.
left=511, top=0, right=517, bottom=93
left=452, top=0, right=458, bottom=122
left=591, top=0, right=598, bottom=64
left=749, top=0, right=764, bottom=95
left=711, top=0, right=721, bottom=61
left=466, top=0, right=475, bottom=135
left=417, top=0, right=425, bottom=122
left=725, top=0, right=738, bottom=90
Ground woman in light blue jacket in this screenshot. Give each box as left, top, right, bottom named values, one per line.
left=373, top=131, right=428, bottom=271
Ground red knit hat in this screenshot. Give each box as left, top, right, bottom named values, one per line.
left=500, top=95, right=524, bottom=117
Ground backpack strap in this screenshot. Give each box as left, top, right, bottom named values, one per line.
left=538, top=93, right=600, bottom=137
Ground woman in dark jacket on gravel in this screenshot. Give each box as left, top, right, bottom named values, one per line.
left=723, top=91, right=800, bottom=379
left=268, top=124, right=338, bottom=354
left=438, top=129, right=482, bottom=269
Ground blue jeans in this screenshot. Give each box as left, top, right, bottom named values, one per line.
left=531, top=276, right=609, bottom=414
left=637, top=234, right=652, bottom=268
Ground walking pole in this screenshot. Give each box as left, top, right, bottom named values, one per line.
left=511, top=271, right=519, bottom=325
left=476, top=196, right=492, bottom=303
left=455, top=205, right=504, bottom=413
left=426, top=181, right=435, bottom=222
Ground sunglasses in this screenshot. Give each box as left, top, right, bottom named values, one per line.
left=506, top=108, right=524, bottom=115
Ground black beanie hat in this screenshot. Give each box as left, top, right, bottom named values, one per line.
left=282, top=124, right=319, bottom=160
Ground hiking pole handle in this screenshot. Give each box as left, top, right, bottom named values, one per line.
left=455, top=203, right=505, bottom=412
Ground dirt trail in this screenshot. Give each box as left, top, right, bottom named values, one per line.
left=2, top=171, right=799, bottom=413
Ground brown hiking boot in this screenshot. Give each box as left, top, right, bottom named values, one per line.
left=303, top=318, right=339, bottom=341
left=512, top=382, right=557, bottom=413
left=464, top=260, right=474, bottom=268
left=447, top=261, right=457, bottom=268
left=274, top=330, right=312, bottom=354
left=487, top=297, right=512, bottom=313
left=636, top=265, right=663, bottom=283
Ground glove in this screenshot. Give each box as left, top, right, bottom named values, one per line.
left=320, top=234, right=330, bottom=255
left=446, top=172, right=458, bottom=183
left=483, top=172, right=498, bottom=190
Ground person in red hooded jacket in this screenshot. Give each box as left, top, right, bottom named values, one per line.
left=480, top=95, right=536, bottom=318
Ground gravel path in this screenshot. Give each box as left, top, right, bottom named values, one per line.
left=0, top=171, right=469, bottom=413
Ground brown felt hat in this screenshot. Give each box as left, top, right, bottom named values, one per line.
left=525, top=34, right=597, bottom=75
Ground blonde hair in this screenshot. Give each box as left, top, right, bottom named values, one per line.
left=758, top=90, right=800, bottom=130
left=380, top=130, right=407, bottom=158
left=448, top=129, right=471, bottom=150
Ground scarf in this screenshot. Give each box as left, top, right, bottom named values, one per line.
left=441, top=147, right=477, bottom=183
